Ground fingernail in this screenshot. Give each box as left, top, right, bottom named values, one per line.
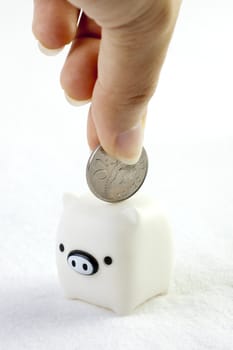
left=65, top=93, right=91, bottom=107
left=115, top=122, right=144, bottom=165
left=38, top=41, right=63, bottom=56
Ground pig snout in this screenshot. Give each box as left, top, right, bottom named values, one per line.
left=67, top=250, right=99, bottom=275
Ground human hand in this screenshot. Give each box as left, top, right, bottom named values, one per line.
left=33, top=0, right=181, bottom=164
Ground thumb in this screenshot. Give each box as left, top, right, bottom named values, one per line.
left=88, top=7, right=177, bottom=164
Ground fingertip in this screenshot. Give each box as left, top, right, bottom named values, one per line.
left=91, top=106, right=145, bottom=165
left=33, top=0, right=78, bottom=49
left=33, top=22, right=77, bottom=50
left=64, top=92, right=91, bottom=106
left=114, top=122, right=144, bottom=165
left=38, top=41, right=64, bottom=56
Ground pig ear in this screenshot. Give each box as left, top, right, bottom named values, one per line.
left=121, top=207, right=139, bottom=226
left=62, top=192, right=79, bottom=210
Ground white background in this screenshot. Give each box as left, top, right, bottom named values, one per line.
left=0, top=1, right=233, bottom=349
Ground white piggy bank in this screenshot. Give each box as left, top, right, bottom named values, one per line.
left=56, top=193, right=173, bottom=315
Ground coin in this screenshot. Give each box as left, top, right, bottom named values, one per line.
left=86, top=146, right=148, bottom=203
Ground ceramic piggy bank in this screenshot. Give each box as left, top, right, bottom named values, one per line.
left=56, top=193, right=173, bottom=315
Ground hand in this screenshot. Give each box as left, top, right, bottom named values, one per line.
left=33, top=0, right=181, bottom=164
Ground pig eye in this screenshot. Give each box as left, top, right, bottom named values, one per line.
left=59, top=243, right=65, bottom=252
left=67, top=250, right=98, bottom=275
left=104, top=256, right=113, bottom=265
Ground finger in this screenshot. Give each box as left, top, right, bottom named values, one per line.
left=60, top=37, right=99, bottom=101
left=89, top=6, right=179, bottom=164
left=32, top=0, right=79, bottom=50
left=60, top=14, right=100, bottom=102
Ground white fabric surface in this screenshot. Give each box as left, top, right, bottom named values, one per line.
left=0, top=1, right=233, bottom=349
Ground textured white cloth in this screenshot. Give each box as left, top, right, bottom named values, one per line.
left=0, top=1, right=233, bottom=349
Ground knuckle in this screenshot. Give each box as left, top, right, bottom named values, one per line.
left=139, top=0, right=180, bottom=36
left=98, top=79, right=154, bottom=109
left=153, top=2, right=175, bottom=29
left=123, top=86, right=155, bottom=107
left=153, top=0, right=182, bottom=32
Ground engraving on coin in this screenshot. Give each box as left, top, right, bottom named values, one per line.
left=86, top=146, right=148, bottom=202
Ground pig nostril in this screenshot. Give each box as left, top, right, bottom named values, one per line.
left=83, top=263, right=88, bottom=271
left=72, top=260, right=76, bottom=267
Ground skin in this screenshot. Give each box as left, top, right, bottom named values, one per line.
left=32, top=0, right=181, bottom=164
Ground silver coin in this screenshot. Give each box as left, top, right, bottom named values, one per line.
left=86, top=146, right=148, bottom=203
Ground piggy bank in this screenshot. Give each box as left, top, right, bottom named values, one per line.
left=56, top=193, right=173, bottom=315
